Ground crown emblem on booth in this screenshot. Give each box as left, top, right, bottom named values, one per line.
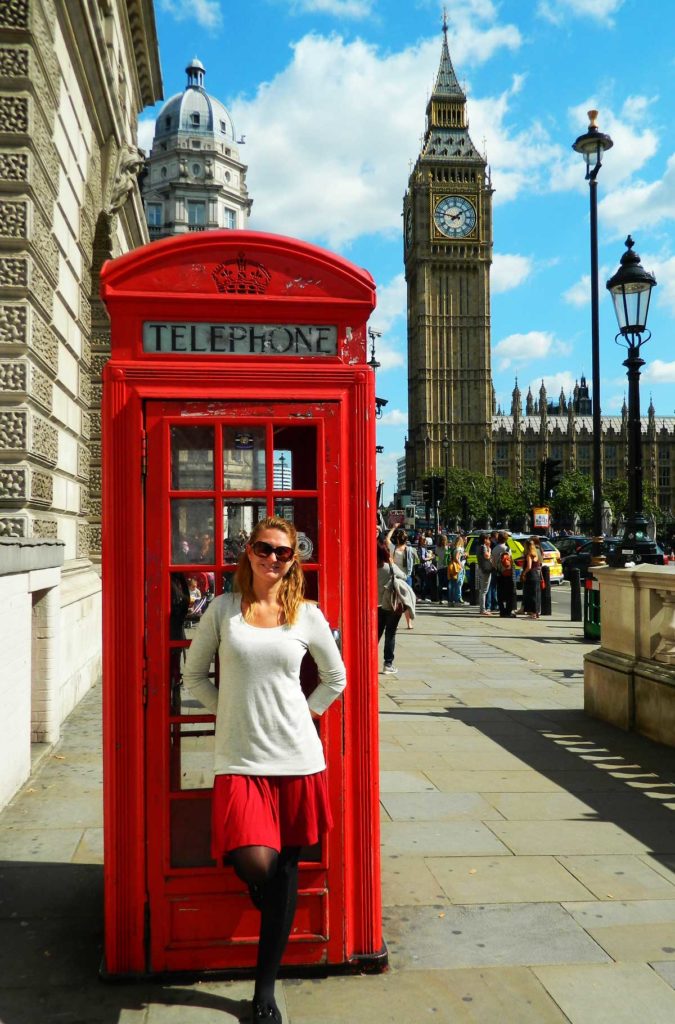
left=212, top=253, right=272, bottom=294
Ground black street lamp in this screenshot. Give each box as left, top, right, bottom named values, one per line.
left=573, top=111, right=613, bottom=564
left=606, top=236, right=660, bottom=564
left=442, top=434, right=449, bottom=527
left=492, top=458, right=498, bottom=525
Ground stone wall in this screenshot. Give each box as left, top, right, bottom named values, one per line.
left=0, top=1, right=161, bottom=783
left=584, top=564, right=675, bottom=747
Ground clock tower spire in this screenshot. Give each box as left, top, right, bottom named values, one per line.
left=404, top=21, right=493, bottom=487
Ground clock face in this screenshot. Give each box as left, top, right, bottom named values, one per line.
left=434, top=195, right=477, bottom=238
left=405, top=208, right=413, bottom=248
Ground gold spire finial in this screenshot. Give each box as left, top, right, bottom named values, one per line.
left=588, top=110, right=599, bottom=128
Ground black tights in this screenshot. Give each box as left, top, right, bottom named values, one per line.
left=229, top=844, right=301, bottom=1011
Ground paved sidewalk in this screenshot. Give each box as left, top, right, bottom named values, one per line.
left=2, top=594, right=675, bottom=1022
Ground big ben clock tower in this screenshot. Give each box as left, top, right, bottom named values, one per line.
left=404, top=17, right=493, bottom=486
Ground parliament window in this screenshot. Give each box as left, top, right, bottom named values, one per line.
left=147, top=203, right=162, bottom=227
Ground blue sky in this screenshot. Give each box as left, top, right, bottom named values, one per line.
left=142, top=0, right=675, bottom=502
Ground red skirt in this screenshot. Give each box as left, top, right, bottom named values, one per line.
left=211, top=771, right=333, bottom=858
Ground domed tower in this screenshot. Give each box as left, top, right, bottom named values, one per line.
left=141, top=58, right=252, bottom=238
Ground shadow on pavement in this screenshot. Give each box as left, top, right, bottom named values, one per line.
left=0, top=862, right=249, bottom=1023
left=410, top=706, right=675, bottom=875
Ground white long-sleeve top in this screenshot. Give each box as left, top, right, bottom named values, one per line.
left=181, top=593, right=346, bottom=776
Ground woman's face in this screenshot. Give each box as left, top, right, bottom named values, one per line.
left=246, top=527, right=296, bottom=586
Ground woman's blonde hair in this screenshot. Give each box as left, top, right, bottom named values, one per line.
left=234, top=515, right=306, bottom=625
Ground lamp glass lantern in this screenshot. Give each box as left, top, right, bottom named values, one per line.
left=572, top=109, right=613, bottom=179
left=606, top=235, right=656, bottom=338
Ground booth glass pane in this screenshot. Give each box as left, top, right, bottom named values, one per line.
left=223, top=499, right=267, bottom=562
left=170, top=426, right=214, bottom=490
left=223, top=426, right=266, bottom=491
left=273, top=425, right=317, bottom=490
left=171, top=500, right=214, bottom=564
left=273, top=497, right=318, bottom=562
left=170, top=718, right=216, bottom=792
left=170, top=799, right=215, bottom=868
left=302, top=570, right=318, bottom=601
left=171, top=571, right=216, bottom=637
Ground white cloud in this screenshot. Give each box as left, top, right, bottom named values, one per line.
left=492, top=253, right=532, bottom=293
left=643, top=253, right=675, bottom=317
left=493, top=330, right=571, bottom=370
left=158, top=0, right=222, bottom=30
left=562, top=264, right=612, bottom=307
left=232, top=22, right=522, bottom=248
left=527, top=371, right=578, bottom=399
left=644, top=360, right=675, bottom=384
left=537, top=0, right=625, bottom=25
left=599, top=153, right=675, bottom=238
left=138, top=117, right=156, bottom=155
left=549, top=99, right=659, bottom=196
left=290, top=0, right=373, bottom=16
left=374, top=341, right=405, bottom=371
left=371, top=273, right=406, bottom=334
left=379, top=408, right=408, bottom=426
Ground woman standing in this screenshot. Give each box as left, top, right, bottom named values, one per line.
left=521, top=537, right=542, bottom=619
left=475, top=533, right=493, bottom=617
left=378, top=540, right=406, bottom=674
left=447, top=535, right=467, bottom=607
left=182, top=516, right=346, bottom=1024
left=388, top=527, right=415, bottom=628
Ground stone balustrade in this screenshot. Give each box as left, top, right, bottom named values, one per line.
left=584, top=564, right=675, bottom=747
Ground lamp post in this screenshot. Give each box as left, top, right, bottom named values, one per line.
left=492, top=459, right=498, bottom=526
left=442, top=434, right=449, bottom=529
left=573, top=111, right=613, bottom=564
left=606, top=235, right=660, bottom=564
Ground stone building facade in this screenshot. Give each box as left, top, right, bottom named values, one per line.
left=404, top=23, right=675, bottom=517
left=0, top=0, right=161, bottom=807
left=495, top=378, right=675, bottom=514
left=141, top=57, right=251, bottom=238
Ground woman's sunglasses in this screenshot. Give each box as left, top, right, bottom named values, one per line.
left=250, top=541, right=295, bottom=563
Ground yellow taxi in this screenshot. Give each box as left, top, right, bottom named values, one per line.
left=463, top=533, right=564, bottom=587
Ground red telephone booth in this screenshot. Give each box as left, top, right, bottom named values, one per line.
left=100, top=231, right=384, bottom=977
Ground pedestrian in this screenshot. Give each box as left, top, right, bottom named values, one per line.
left=181, top=515, right=346, bottom=1024
left=487, top=531, right=500, bottom=611
left=377, top=539, right=405, bottom=674
left=521, top=537, right=542, bottom=619
left=447, top=535, right=467, bottom=606
left=490, top=532, right=514, bottom=617
left=388, top=527, right=416, bottom=628
left=434, top=533, right=449, bottom=602
left=475, top=533, right=493, bottom=616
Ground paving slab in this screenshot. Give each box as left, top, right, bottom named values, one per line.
left=379, top=771, right=438, bottom=793
left=380, top=820, right=510, bottom=857
left=488, top=819, right=671, bottom=855
left=283, top=966, right=569, bottom=1024
left=381, top=855, right=448, bottom=906
left=561, top=898, right=675, bottom=961
left=0, top=826, right=85, bottom=862
left=380, top=790, right=504, bottom=822
left=423, top=768, right=564, bottom=793
left=482, top=791, right=598, bottom=820
left=652, top=961, right=675, bottom=990
left=533, top=963, right=675, bottom=1024
left=382, top=901, right=610, bottom=968
left=426, top=855, right=593, bottom=903
left=558, top=855, right=675, bottom=900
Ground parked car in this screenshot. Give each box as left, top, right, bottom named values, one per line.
left=464, top=533, right=564, bottom=587
left=561, top=537, right=649, bottom=579
left=550, top=534, right=590, bottom=558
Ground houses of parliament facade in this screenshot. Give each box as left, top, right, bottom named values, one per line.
left=403, top=23, right=675, bottom=514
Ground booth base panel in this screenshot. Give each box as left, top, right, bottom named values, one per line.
left=100, top=943, right=389, bottom=984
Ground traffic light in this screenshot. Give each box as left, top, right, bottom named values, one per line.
left=435, top=477, right=445, bottom=501
left=544, top=457, right=564, bottom=494
left=422, top=477, right=432, bottom=504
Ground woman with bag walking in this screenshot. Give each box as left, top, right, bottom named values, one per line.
left=182, top=515, right=346, bottom=1024
left=378, top=539, right=406, bottom=675
left=388, top=527, right=416, bottom=628
left=447, top=536, right=467, bottom=607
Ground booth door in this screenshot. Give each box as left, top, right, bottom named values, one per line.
left=144, top=400, right=344, bottom=973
